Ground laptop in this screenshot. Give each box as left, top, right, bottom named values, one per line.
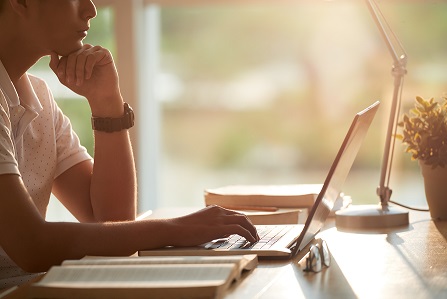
left=139, top=101, right=380, bottom=259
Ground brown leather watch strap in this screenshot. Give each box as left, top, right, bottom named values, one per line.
left=91, top=102, right=135, bottom=133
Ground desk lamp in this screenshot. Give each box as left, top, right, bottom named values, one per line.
left=335, top=0, right=409, bottom=230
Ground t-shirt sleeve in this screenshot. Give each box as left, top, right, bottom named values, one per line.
left=52, top=100, right=92, bottom=179
left=0, top=89, right=20, bottom=176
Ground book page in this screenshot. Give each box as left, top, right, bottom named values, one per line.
left=62, top=254, right=257, bottom=271
left=35, top=264, right=236, bottom=288
left=206, top=184, right=322, bottom=196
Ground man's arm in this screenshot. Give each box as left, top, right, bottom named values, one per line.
left=50, top=45, right=136, bottom=222
left=0, top=174, right=258, bottom=273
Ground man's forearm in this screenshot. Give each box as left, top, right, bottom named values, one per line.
left=90, top=129, right=137, bottom=222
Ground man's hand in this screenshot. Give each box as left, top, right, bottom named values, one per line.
left=167, top=205, right=260, bottom=247
left=49, top=44, right=123, bottom=116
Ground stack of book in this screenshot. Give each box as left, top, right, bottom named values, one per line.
left=204, top=184, right=351, bottom=224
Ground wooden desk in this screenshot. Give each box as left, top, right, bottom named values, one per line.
left=224, top=210, right=447, bottom=299
left=2, top=209, right=446, bottom=299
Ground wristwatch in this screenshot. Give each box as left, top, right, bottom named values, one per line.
left=91, top=102, right=135, bottom=133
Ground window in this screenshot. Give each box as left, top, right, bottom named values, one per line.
left=40, top=1, right=447, bottom=220
left=155, top=2, right=442, bottom=209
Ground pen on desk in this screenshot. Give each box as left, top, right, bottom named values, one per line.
left=220, top=205, right=279, bottom=212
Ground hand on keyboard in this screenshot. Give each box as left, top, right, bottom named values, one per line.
left=205, top=225, right=293, bottom=250
left=166, top=205, right=260, bottom=247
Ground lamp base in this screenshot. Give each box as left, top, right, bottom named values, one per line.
left=335, top=204, right=409, bottom=231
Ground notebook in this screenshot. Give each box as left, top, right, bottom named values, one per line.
left=139, top=101, right=380, bottom=259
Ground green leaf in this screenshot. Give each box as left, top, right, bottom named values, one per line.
left=398, top=95, right=447, bottom=168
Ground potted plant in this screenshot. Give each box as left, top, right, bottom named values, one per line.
left=397, top=95, right=447, bottom=220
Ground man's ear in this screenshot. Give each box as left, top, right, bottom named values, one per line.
left=7, top=0, right=29, bottom=17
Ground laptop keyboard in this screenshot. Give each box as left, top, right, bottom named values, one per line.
left=205, top=225, right=294, bottom=250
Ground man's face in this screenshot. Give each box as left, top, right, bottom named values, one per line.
left=26, top=0, right=97, bottom=56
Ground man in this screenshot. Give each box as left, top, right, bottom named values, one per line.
left=0, top=0, right=258, bottom=289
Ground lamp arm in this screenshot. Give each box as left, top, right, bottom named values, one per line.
left=365, top=0, right=407, bottom=206
left=365, top=0, right=407, bottom=67
left=377, top=69, right=406, bottom=205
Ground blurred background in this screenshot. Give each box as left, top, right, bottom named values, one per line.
left=34, top=0, right=447, bottom=221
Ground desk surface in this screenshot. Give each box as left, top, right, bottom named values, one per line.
left=224, top=210, right=447, bottom=299
left=2, top=209, right=446, bottom=299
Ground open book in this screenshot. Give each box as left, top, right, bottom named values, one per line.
left=29, top=255, right=258, bottom=299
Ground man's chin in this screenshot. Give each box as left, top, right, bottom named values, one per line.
left=53, top=43, right=84, bottom=57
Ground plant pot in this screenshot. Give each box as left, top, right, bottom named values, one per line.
left=419, top=161, right=447, bottom=220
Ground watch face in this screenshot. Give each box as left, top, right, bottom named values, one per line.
left=125, top=103, right=135, bottom=127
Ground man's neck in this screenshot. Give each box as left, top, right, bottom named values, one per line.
left=0, top=44, right=41, bottom=86
left=0, top=16, right=42, bottom=85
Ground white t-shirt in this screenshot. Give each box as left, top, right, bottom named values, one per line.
left=0, top=61, right=92, bottom=290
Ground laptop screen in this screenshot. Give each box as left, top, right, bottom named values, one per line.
left=292, top=101, right=380, bottom=256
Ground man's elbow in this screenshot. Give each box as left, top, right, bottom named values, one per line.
left=4, top=225, right=67, bottom=273
left=15, top=255, right=55, bottom=273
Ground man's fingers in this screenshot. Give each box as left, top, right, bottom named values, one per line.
left=48, top=52, right=60, bottom=74
left=50, top=56, right=68, bottom=84
left=75, top=53, right=88, bottom=86
left=49, top=52, right=68, bottom=84
left=84, top=50, right=104, bottom=80
left=174, top=205, right=260, bottom=247
left=50, top=44, right=99, bottom=86
left=65, top=51, right=78, bottom=85
left=224, top=224, right=258, bottom=243
left=219, top=212, right=259, bottom=242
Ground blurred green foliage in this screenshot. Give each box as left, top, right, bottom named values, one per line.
left=159, top=3, right=447, bottom=172
left=29, top=3, right=447, bottom=175
left=56, top=98, right=94, bottom=156
left=161, top=7, right=309, bottom=79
